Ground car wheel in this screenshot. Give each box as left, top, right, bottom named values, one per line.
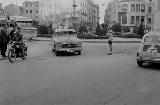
left=55, top=51, right=60, bottom=56
left=52, top=48, right=55, bottom=52
left=137, top=61, right=144, bottom=67
left=77, top=51, right=81, bottom=55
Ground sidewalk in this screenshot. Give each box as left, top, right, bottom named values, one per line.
left=32, top=37, right=142, bottom=43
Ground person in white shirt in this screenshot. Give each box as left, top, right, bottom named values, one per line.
left=107, top=30, right=113, bottom=55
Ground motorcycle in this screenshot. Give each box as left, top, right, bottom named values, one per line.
left=8, top=41, right=28, bottom=63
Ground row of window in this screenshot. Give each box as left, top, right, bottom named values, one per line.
left=26, top=10, right=38, bottom=14
left=25, top=3, right=38, bottom=8
left=130, top=16, right=152, bottom=24
left=131, top=4, right=152, bottom=13
left=120, top=4, right=152, bottom=13
left=118, top=0, right=152, bottom=2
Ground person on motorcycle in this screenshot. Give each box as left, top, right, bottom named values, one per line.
left=8, top=27, right=16, bottom=41
left=11, top=27, right=25, bottom=57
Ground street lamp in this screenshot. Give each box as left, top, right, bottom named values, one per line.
left=72, top=0, right=77, bottom=30
left=72, top=0, right=77, bottom=20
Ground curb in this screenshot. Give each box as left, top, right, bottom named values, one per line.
left=82, top=41, right=141, bottom=43
left=32, top=39, right=141, bottom=43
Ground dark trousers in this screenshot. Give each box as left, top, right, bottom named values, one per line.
left=0, top=43, right=7, bottom=56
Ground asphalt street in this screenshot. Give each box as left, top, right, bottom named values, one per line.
left=0, top=41, right=160, bottom=105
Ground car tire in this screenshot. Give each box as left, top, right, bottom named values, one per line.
left=77, top=51, right=81, bottom=55
left=55, top=51, right=60, bottom=56
left=137, top=61, right=144, bottom=67
left=52, top=48, right=55, bottom=52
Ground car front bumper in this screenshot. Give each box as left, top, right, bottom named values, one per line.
left=136, top=57, right=160, bottom=63
left=56, top=47, right=82, bottom=52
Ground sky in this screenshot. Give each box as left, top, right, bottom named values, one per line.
left=0, top=0, right=112, bottom=23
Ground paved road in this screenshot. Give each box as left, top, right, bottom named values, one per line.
left=0, top=41, right=160, bottom=105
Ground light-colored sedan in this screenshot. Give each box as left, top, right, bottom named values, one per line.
left=51, top=29, right=82, bottom=56
left=136, top=31, right=160, bottom=67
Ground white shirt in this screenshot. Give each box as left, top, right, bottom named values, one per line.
left=107, top=32, right=113, bottom=41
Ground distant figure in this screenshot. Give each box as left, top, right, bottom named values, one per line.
left=107, top=30, right=113, bottom=55
left=9, top=27, right=16, bottom=41
left=0, top=25, right=9, bottom=57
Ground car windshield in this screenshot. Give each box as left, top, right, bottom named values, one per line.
left=55, top=31, right=76, bottom=36
left=144, top=35, right=160, bottom=43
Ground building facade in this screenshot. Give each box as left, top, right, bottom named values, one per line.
left=65, top=0, right=100, bottom=33
left=39, top=0, right=99, bottom=31
left=153, top=0, right=160, bottom=30
left=112, top=0, right=155, bottom=32
left=39, top=0, right=63, bottom=25
left=78, top=0, right=99, bottom=28
left=4, top=4, right=22, bottom=16
left=22, top=1, right=39, bottom=21
left=104, top=1, right=117, bottom=28
left=0, top=3, right=4, bottom=16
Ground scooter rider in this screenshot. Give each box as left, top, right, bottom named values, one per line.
left=10, top=27, right=25, bottom=57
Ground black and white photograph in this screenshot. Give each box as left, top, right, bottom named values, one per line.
left=0, top=0, right=160, bottom=105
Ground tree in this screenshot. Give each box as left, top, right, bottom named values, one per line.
left=78, top=25, right=88, bottom=34
left=95, top=23, right=102, bottom=36
left=111, top=23, right=122, bottom=33
left=37, top=25, right=48, bottom=35
left=101, top=23, right=108, bottom=35
left=137, top=23, right=145, bottom=37
left=122, top=26, right=130, bottom=32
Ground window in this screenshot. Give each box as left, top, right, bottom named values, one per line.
left=141, top=16, right=145, bottom=23
left=136, top=4, right=140, bottom=12
left=26, top=4, right=28, bottom=7
left=136, top=16, right=140, bottom=24
left=30, top=3, right=32, bottom=7
left=30, top=10, right=32, bottom=14
left=122, top=15, right=127, bottom=24
left=148, top=7, right=152, bottom=13
left=149, top=0, right=152, bottom=2
left=26, top=10, right=28, bottom=14
left=148, top=18, right=152, bottom=24
left=141, top=4, right=145, bottom=12
left=36, top=10, right=38, bottom=13
left=131, top=16, right=135, bottom=24
left=131, top=4, right=135, bottom=12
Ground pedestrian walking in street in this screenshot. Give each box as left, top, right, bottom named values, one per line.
left=107, top=30, right=113, bottom=55
left=0, top=25, right=9, bottom=57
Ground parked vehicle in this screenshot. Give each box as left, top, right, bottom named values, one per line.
left=8, top=41, right=28, bottom=63
left=11, top=16, right=37, bottom=40
left=136, top=31, right=160, bottom=67
left=0, top=16, right=37, bottom=39
left=51, top=29, right=82, bottom=56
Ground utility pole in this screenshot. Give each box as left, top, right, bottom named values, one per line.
left=16, top=0, right=17, bottom=6
left=72, top=0, right=77, bottom=29
left=55, top=0, right=57, bottom=27
left=55, top=0, right=57, bottom=17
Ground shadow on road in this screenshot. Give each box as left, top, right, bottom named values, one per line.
left=56, top=52, right=79, bottom=57
left=0, top=57, right=8, bottom=61
left=142, top=63, right=160, bottom=71
left=50, top=51, right=81, bottom=57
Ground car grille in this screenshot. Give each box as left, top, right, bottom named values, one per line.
left=62, top=44, right=78, bottom=48
left=155, top=45, right=160, bottom=53
left=143, top=45, right=152, bottom=52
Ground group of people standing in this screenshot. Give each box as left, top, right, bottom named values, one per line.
left=0, top=25, right=23, bottom=58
